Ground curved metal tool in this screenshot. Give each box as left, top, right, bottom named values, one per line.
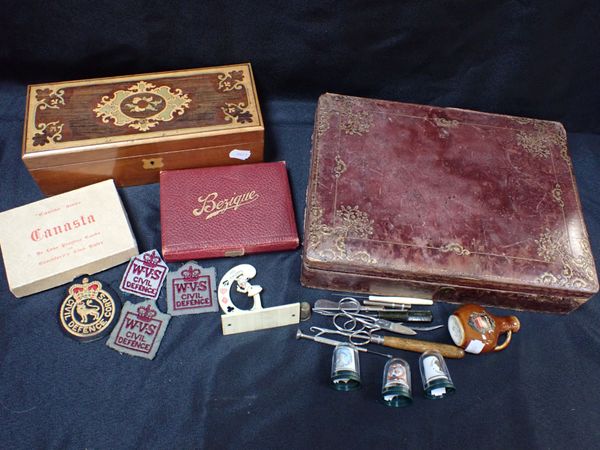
left=409, top=324, right=445, bottom=332
left=296, top=329, right=392, bottom=358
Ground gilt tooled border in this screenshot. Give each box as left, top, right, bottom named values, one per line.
left=307, top=195, right=377, bottom=264
left=552, top=183, right=564, bottom=208
left=535, top=229, right=595, bottom=289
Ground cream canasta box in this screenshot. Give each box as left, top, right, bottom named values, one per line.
left=0, top=179, right=138, bottom=297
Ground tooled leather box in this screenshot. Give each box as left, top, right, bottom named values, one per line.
left=301, top=93, right=599, bottom=313
left=22, top=63, right=264, bottom=195
left=160, top=161, right=299, bottom=261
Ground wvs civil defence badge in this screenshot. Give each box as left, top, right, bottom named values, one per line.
left=106, top=300, right=170, bottom=360
left=59, top=277, right=120, bottom=342
left=120, top=249, right=169, bottom=301
left=166, top=262, right=218, bottom=316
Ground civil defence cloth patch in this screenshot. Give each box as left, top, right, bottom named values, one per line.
left=106, top=300, right=170, bottom=360
left=120, top=249, right=168, bottom=301
left=166, top=262, right=218, bottom=316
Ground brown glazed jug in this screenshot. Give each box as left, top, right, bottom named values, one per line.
left=447, top=304, right=520, bottom=354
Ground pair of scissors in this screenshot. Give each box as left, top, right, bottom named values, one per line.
left=332, top=299, right=416, bottom=335
left=316, top=297, right=441, bottom=335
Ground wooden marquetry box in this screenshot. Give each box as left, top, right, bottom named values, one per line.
left=22, top=63, right=264, bottom=195
left=301, top=93, right=599, bottom=313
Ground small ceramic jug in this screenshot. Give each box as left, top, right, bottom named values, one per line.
left=447, top=304, right=520, bottom=354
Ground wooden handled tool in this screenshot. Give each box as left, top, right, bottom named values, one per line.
left=370, top=334, right=465, bottom=359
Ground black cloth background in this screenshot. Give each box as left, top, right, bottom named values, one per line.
left=1, top=1, right=600, bottom=449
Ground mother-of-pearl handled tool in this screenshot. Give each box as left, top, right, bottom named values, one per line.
left=368, top=296, right=433, bottom=306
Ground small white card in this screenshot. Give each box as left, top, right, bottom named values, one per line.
left=465, top=339, right=485, bottom=354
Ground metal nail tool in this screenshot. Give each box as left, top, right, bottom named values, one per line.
left=314, top=298, right=441, bottom=334
left=314, top=297, right=417, bottom=336
left=308, top=325, right=465, bottom=359
left=296, top=329, right=392, bottom=358
left=315, top=299, right=403, bottom=312
left=314, top=299, right=434, bottom=323
left=363, top=300, right=411, bottom=309
left=332, top=293, right=434, bottom=306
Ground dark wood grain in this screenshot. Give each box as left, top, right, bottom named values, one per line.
left=21, top=64, right=264, bottom=195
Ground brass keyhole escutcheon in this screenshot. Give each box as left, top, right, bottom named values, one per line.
left=435, top=286, right=457, bottom=301
left=142, top=158, right=164, bottom=169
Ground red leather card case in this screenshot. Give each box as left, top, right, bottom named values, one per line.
left=160, top=161, right=299, bottom=261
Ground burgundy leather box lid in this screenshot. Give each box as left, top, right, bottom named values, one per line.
left=302, top=93, right=598, bottom=312
left=161, top=161, right=298, bottom=261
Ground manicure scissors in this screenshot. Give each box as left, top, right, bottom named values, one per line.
left=314, top=297, right=442, bottom=335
